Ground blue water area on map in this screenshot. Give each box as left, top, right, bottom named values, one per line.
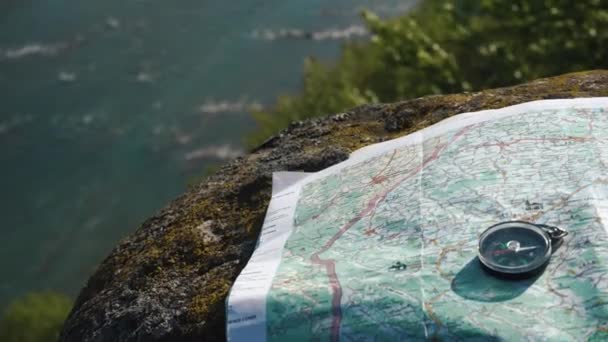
left=0, top=0, right=413, bottom=304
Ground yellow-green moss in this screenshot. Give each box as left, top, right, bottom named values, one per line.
left=326, top=121, right=388, bottom=151
left=186, top=277, right=231, bottom=322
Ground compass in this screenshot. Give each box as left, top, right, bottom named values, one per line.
left=478, top=221, right=568, bottom=278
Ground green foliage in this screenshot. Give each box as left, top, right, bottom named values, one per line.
left=246, top=49, right=380, bottom=146
left=0, top=292, right=72, bottom=342
left=248, top=0, right=608, bottom=147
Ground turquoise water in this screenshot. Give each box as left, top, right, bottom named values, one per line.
left=0, top=0, right=412, bottom=305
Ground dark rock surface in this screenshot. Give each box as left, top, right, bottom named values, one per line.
left=60, top=71, right=608, bottom=342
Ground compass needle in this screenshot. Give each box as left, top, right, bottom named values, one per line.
left=515, top=245, right=540, bottom=253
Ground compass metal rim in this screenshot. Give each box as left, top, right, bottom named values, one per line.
left=478, top=221, right=552, bottom=275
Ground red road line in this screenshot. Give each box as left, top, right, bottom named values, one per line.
left=491, top=249, right=513, bottom=256
left=474, top=136, right=591, bottom=150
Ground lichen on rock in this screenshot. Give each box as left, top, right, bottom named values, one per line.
left=60, top=71, right=608, bottom=342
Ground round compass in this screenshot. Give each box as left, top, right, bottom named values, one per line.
left=478, top=221, right=567, bottom=278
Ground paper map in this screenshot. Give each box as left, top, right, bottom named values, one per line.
left=227, top=98, right=608, bottom=341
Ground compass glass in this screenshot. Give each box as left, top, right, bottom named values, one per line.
left=478, top=222, right=552, bottom=275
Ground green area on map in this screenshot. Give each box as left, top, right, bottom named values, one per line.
left=266, top=107, right=608, bottom=340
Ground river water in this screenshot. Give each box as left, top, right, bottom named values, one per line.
left=0, top=0, right=413, bottom=304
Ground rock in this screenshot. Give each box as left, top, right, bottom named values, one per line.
left=60, top=71, right=608, bottom=342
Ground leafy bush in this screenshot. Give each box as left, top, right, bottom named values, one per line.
left=248, top=0, right=608, bottom=147
left=0, top=292, right=72, bottom=342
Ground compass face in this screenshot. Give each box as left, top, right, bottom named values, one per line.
left=478, top=221, right=552, bottom=276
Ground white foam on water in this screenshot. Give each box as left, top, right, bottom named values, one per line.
left=58, top=71, right=77, bottom=82
left=136, top=72, right=154, bottom=83
left=105, top=16, right=121, bottom=30
left=2, top=43, right=68, bottom=60
left=0, top=114, right=35, bottom=135
left=251, top=25, right=368, bottom=41
left=198, top=100, right=262, bottom=114
left=184, top=144, right=244, bottom=161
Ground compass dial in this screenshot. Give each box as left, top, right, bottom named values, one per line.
left=478, top=221, right=552, bottom=277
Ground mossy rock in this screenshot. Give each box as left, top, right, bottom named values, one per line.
left=60, top=71, right=608, bottom=342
